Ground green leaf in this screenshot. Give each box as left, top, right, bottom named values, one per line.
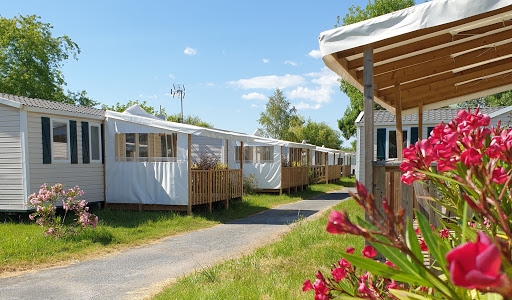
left=480, top=293, right=503, bottom=300
left=406, top=218, right=423, bottom=263
left=417, top=212, right=447, bottom=272
left=371, top=236, right=424, bottom=278
left=389, top=289, right=431, bottom=300
left=340, top=253, right=428, bottom=286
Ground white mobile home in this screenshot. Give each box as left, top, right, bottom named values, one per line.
left=354, top=107, right=512, bottom=182
left=0, top=93, right=105, bottom=211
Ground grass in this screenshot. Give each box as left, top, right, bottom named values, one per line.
left=0, top=177, right=355, bottom=274
left=154, top=197, right=364, bottom=300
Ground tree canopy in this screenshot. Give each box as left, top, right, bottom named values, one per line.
left=457, top=91, right=512, bottom=108
left=292, top=120, right=343, bottom=149
left=258, top=88, right=302, bottom=141
left=102, top=100, right=212, bottom=128
left=0, top=15, right=97, bottom=106
left=336, top=0, right=415, bottom=140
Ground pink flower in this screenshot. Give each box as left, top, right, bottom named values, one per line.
left=313, top=279, right=329, bottom=295
left=302, top=279, right=313, bottom=292
left=387, top=280, right=400, bottom=289
left=338, top=258, right=351, bottom=268
left=461, top=148, right=482, bottom=166
left=446, top=232, right=503, bottom=289
left=492, top=168, right=508, bottom=184
left=331, top=267, right=346, bottom=282
left=326, top=210, right=361, bottom=235
left=385, top=261, right=398, bottom=269
left=345, top=247, right=355, bottom=254
left=362, top=246, right=377, bottom=258
left=420, top=239, right=428, bottom=251
left=440, top=229, right=450, bottom=239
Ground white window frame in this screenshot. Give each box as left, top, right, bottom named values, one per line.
left=50, top=118, right=71, bottom=163
left=385, top=127, right=411, bottom=160
left=89, top=123, right=102, bottom=163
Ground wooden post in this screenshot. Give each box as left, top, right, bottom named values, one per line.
left=240, top=141, right=244, bottom=200
left=187, top=134, right=192, bottom=215
left=280, top=146, right=283, bottom=195
left=225, top=139, right=229, bottom=209
left=208, top=170, right=213, bottom=213
left=395, top=83, right=403, bottom=161
left=418, top=102, right=423, bottom=141
left=363, top=45, right=374, bottom=190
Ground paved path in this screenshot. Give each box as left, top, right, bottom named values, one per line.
left=0, top=188, right=353, bottom=300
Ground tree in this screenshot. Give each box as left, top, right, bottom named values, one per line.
left=102, top=100, right=213, bottom=127
left=293, top=120, right=343, bottom=149
left=0, top=15, right=97, bottom=106
left=258, top=88, right=302, bottom=141
left=336, top=0, right=415, bottom=140
left=457, top=91, right=512, bottom=108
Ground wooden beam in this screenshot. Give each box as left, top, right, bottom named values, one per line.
left=280, top=146, right=283, bottom=195
left=418, top=102, right=423, bottom=142
left=187, top=134, right=192, bottom=215
left=395, top=83, right=403, bottom=161
left=348, top=22, right=512, bottom=70
left=363, top=45, right=374, bottom=189
left=370, top=42, right=512, bottom=88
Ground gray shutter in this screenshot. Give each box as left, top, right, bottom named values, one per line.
left=101, top=124, right=105, bottom=164
left=70, top=120, right=78, bottom=164
left=82, top=122, right=90, bottom=164
left=411, top=127, right=418, bottom=145
left=41, top=117, right=51, bottom=164
left=376, top=128, right=386, bottom=161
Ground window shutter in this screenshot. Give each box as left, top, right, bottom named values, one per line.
left=101, top=124, right=105, bottom=164
left=70, top=120, right=78, bottom=164
left=427, top=127, right=435, bottom=138
left=376, top=128, right=386, bottom=160
left=161, top=135, right=166, bottom=157
left=82, top=122, right=90, bottom=164
left=41, top=117, right=51, bottom=164
left=411, top=127, right=418, bottom=145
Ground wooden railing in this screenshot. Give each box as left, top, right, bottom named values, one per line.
left=342, top=165, right=352, bottom=177
left=327, top=165, right=342, bottom=182
left=282, top=166, right=308, bottom=191
left=310, top=165, right=326, bottom=183
left=190, top=169, right=243, bottom=207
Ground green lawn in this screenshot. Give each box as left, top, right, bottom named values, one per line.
left=154, top=197, right=364, bottom=300
left=0, top=177, right=355, bottom=274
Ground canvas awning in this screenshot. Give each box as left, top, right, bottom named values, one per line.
left=319, top=0, right=512, bottom=116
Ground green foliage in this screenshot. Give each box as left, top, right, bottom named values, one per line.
left=167, top=114, right=212, bottom=128
left=242, top=174, right=258, bottom=195
left=457, top=91, right=512, bottom=110
left=258, top=88, right=302, bottom=141
left=101, top=100, right=162, bottom=115
left=293, top=119, right=343, bottom=149
left=335, top=0, right=415, bottom=140
left=0, top=15, right=97, bottom=106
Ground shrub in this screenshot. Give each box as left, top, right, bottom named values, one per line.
left=192, top=151, right=223, bottom=170
left=243, top=174, right=258, bottom=195
left=28, top=183, right=98, bottom=239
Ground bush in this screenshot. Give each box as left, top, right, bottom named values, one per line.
left=243, top=174, right=258, bottom=195
left=192, top=151, right=226, bottom=170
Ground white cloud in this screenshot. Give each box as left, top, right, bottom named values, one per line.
left=262, top=58, right=269, bottom=63
left=284, top=60, right=298, bottom=66
left=168, top=74, right=175, bottom=79
left=229, top=74, right=305, bottom=89
left=295, top=102, right=322, bottom=110
left=206, top=82, right=214, bottom=87
left=184, top=47, right=197, bottom=55
left=250, top=104, right=258, bottom=108
left=287, top=86, right=333, bottom=104
left=308, top=49, right=322, bottom=59
left=242, top=92, right=267, bottom=101
left=138, top=94, right=158, bottom=100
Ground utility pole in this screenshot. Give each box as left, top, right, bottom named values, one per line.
left=170, top=84, right=186, bottom=123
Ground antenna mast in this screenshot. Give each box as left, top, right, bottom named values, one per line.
left=170, top=84, right=186, bottom=123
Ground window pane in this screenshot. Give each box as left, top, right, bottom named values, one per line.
left=126, top=133, right=135, bottom=157
left=53, top=121, right=68, bottom=160
left=389, top=130, right=397, bottom=159
left=166, top=134, right=176, bottom=157
left=234, top=146, right=240, bottom=161
left=91, top=126, right=100, bottom=161
left=403, top=130, right=408, bottom=150
left=139, top=133, right=148, bottom=157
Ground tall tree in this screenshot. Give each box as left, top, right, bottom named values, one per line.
left=293, top=120, right=343, bottom=149
left=167, top=114, right=212, bottom=128
left=457, top=91, right=512, bottom=108
left=0, top=15, right=97, bottom=106
left=336, top=0, right=415, bottom=140
left=258, top=88, right=302, bottom=141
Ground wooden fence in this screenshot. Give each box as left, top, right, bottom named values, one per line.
left=311, top=165, right=343, bottom=183
left=281, top=166, right=308, bottom=192
left=327, top=165, right=342, bottom=182
left=190, top=169, right=243, bottom=210
left=310, top=165, right=326, bottom=183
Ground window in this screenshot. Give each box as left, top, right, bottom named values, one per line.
left=115, top=133, right=177, bottom=162
left=388, top=130, right=408, bottom=159
left=52, top=120, right=69, bottom=161
left=90, top=124, right=101, bottom=162
left=235, top=146, right=273, bottom=163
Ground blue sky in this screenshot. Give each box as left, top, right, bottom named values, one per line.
left=3, top=0, right=372, bottom=146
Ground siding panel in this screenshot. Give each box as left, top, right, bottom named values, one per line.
left=0, top=104, right=23, bottom=209
left=27, top=112, right=105, bottom=204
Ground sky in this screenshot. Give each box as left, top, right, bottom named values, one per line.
left=3, top=0, right=373, bottom=147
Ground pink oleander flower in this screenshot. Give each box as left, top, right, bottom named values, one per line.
left=461, top=147, right=482, bottom=166
left=385, top=261, right=398, bottom=269
left=331, top=267, right=346, bottom=282
left=345, top=247, right=355, bottom=254
left=492, top=167, right=508, bottom=184
left=446, top=232, right=504, bottom=289
left=419, top=239, right=428, bottom=252
left=387, top=280, right=400, bottom=289
left=338, top=258, right=350, bottom=268
left=326, top=210, right=362, bottom=235
left=302, top=279, right=313, bottom=292
left=362, top=246, right=377, bottom=258
left=440, top=229, right=450, bottom=239
left=313, top=279, right=329, bottom=296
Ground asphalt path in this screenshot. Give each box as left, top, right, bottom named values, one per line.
left=0, top=188, right=353, bottom=300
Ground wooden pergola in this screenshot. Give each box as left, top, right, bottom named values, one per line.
left=319, top=0, right=512, bottom=216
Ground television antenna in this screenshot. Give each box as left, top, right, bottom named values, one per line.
left=170, top=84, right=186, bottom=123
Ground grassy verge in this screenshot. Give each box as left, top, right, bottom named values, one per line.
left=154, top=197, right=364, bottom=300
left=0, top=177, right=355, bottom=274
